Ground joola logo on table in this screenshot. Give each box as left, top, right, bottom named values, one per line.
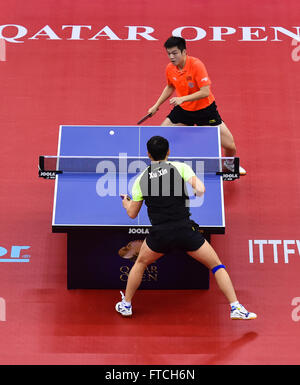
left=0, top=246, right=31, bottom=262
left=128, top=228, right=149, bottom=234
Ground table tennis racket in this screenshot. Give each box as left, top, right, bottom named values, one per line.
left=137, top=112, right=152, bottom=125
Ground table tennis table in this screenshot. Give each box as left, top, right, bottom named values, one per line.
left=49, top=125, right=227, bottom=289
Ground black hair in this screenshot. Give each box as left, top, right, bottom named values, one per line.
left=147, top=136, right=169, bottom=161
left=164, top=36, right=186, bottom=52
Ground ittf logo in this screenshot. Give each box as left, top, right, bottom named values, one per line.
left=0, top=246, right=31, bottom=262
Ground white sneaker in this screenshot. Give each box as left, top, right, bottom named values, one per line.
left=223, top=160, right=247, bottom=176
left=115, top=291, right=132, bottom=317
left=231, top=303, right=257, bottom=320
left=239, top=165, right=246, bottom=175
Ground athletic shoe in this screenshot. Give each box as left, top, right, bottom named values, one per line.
left=115, top=291, right=132, bottom=317
left=223, top=160, right=247, bottom=176
left=231, top=303, right=257, bottom=320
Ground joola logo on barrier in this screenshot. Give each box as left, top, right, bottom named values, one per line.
left=0, top=246, right=31, bottom=262
left=128, top=228, right=149, bottom=234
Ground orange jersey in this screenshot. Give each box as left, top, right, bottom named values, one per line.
left=166, top=55, right=215, bottom=111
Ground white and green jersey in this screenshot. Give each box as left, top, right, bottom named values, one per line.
left=132, top=161, right=195, bottom=225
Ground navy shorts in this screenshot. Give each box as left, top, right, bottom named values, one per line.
left=167, top=101, right=222, bottom=126
left=146, top=219, right=206, bottom=254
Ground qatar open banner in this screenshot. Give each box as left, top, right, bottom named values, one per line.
left=1, top=24, right=300, bottom=43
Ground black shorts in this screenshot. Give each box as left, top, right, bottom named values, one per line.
left=167, top=101, right=222, bottom=126
left=146, top=219, right=206, bottom=254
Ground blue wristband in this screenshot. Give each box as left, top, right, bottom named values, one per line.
left=212, top=264, right=226, bottom=274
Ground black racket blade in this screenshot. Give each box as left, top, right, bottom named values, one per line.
left=137, top=113, right=152, bottom=125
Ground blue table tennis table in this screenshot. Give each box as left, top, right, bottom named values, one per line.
left=51, top=125, right=226, bottom=289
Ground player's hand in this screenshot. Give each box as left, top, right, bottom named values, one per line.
left=120, top=194, right=131, bottom=208
left=147, top=105, right=159, bottom=116
left=170, top=97, right=185, bottom=106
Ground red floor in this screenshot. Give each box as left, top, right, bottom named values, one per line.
left=1, top=0, right=300, bottom=365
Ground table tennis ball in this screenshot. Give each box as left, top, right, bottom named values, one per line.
left=109, top=130, right=115, bottom=135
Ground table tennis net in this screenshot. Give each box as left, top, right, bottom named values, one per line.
left=39, top=155, right=240, bottom=176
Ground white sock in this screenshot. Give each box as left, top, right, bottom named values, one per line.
left=230, top=301, right=239, bottom=309
left=123, top=299, right=131, bottom=307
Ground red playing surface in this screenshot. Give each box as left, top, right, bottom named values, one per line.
left=1, top=0, right=300, bottom=365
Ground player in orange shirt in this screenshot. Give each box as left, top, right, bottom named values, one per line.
left=148, top=36, right=246, bottom=175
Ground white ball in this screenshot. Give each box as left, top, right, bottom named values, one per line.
left=109, top=130, right=115, bottom=135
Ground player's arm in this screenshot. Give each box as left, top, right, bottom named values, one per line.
left=121, top=175, right=144, bottom=218
left=121, top=195, right=143, bottom=219
left=148, top=84, right=175, bottom=115
left=170, top=86, right=210, bottom=106
left=175, top=162, right=206, bottom=197
left=187, top=176, right=206, bottom=197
